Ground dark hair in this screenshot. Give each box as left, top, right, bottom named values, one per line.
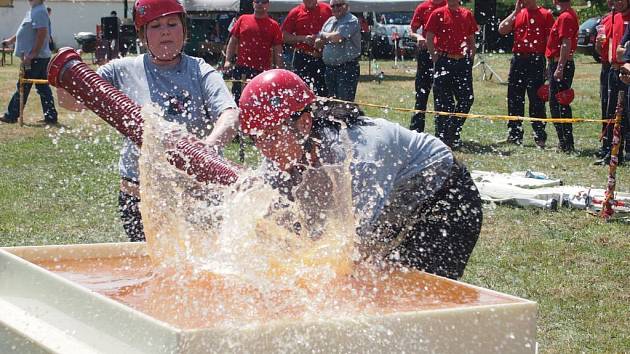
left=310, top=99, right=366, bottom=133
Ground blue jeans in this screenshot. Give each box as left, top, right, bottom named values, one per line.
left=325, top=59, right=359, bottom=101
left=4, top=58, right=57, bottom=122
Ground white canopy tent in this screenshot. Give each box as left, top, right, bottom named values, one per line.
left=182, top=0, right=421, bottom=13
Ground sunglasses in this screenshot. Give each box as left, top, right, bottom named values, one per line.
left=254, top=0, right=269, bottom=4
left=331, top=3, right=346, bottom=8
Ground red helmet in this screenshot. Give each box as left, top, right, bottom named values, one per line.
left=537, top=84, right=550, bottom=102
left=133, top=0, right=185, bottom=30
left=555, top=88, right=575, bottom=105
left=239, top=69, right=317, bottom=136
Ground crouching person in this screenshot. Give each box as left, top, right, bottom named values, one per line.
left=239, top=69, right=483, bottom=279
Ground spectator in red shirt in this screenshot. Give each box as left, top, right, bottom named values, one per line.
left=281, top=0, right=332, bottom=96
left=498, top=0, right=554, bottom=147
left=545, top=0, right=579, bottom=153
left=596, top=0, right=630, bottom=165
left=595, top=0, right=615, bottom=159
left=408, top=0, right=446, bottom=133
left=224, top=0, right=284, bottom=103
left=425, top=0, right=477, bottom=149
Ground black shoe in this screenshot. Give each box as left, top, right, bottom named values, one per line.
left=534, top=139, right=546, bottom=149
left=37, top=119, right=58, bottom=125
left=593, top=157, right=610, bottom=166
left=0, top=115, right=17, bottom=124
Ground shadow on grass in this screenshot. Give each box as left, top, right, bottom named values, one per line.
left=460, top=140, right=513, bottom=156
left=22, top=121, right=69, bottom=129
left=359, top=74, right=414, bottom=83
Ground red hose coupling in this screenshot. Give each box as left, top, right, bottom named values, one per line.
left=47, top=47, right=144, bottom=146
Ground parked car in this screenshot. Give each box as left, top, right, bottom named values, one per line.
left=370, top=12, right=415, bottom=59
left=577, top=16, right=602, bottom=62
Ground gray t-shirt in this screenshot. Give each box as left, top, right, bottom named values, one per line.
left=265, top=117, right=454, bottom=238
left=321, top=12, right=361, bottom=66
left=14, top=3, right=51, bottom=58
left=97, top=54, right=237, bottom=181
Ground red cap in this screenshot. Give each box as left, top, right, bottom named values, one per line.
left=537, top=84, right=550, bottom=102
left=555, top=88, right=575, bottom=105
left=133, top=0, right=185, bottom=30
left=239, top=69, right=317, bottom=136
left=47, top=47, right=83, bottom=87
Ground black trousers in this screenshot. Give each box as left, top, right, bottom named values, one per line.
left=601, top=63, right=611, bottom=122
left=411, top=49, right=433, bottom=133
left=549, top=60, right=575, bottom=152
left=433, top=56, right=474, bottom=148
left=602, top=68, right=628, bottom=162
left=119, top=191, right=145, bottom=242
left=507, top=54, right=547, bottom=143
left=378, top=160, right=482, bottom=280
left=293, top=51, right=328, bottom=97
left=231, top=65, right=262, bottom=105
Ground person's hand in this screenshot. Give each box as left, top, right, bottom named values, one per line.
left=620, top=64, right=630, bottom=84
left=431, top=52, right=438, bottom=64
left=314, top=37, right=324, bottom=50
left=22, top=52, right=34, bottom=68
left=304, top=34, right=316, bottom=47
left=416, top=36, right=426, bottom=49
left=616, top=45, right=626, bottom=63
left=553, top=65, right=564, bottom=81
left=223, top=60, right=233, bottom=71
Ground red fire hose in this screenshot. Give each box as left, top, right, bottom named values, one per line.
left=47, top=47, right=239, bottom=185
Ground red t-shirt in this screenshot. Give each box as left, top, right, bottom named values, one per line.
left=231, top=14, right=283, bottom=71
left=410, top=0, right=446, bottom=33
left=512, top=7, right=554, bottom=54
left=425, top=6, right=478, bottom=56
left=601, top=13, right=613, bottom=63
left=545, top=8, right=579, bottom=59
left=609, top=11, right=630, bottom=65
left=281, top=2, right=332, bottom=54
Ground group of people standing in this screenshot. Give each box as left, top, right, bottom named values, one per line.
left=410, top=0, right=581, bottom=153
left=224, top=0, right=362, bottom=103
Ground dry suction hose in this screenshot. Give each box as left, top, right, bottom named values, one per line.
left=47, top=47, right=240, bottom=186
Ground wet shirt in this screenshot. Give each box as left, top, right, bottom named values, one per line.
left=97, top=54, right=237, bottom=181
left=425, top=6, right=478, bottom=56
left=280, top=118, right=453, bottom=238
left=410, top=0, right=446, bottom=35
left=14, top=3, right=51, bottom=58
left=512, top=7, right=554, bottom=54
left=545, top=8, right=579, bottom=59
left=230, top=14, right=283, bottom=71
left=281, top=2, right=332, bottom=54
left=320, top=12, right=362, bottom=65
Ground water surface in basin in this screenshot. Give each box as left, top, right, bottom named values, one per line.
left=36, top=256, right=515, bottom=330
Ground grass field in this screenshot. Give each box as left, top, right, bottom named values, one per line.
left=1, top=53, right=628, bottom=352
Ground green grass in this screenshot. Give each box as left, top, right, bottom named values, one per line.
left=1, top=54, right=629, bottom=352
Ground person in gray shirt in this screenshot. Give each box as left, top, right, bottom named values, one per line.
left=314, top=0, right=361, bottom=101
left=1, top=0, right=57, bottom=124
left=239, top=70, right=482, bottom=280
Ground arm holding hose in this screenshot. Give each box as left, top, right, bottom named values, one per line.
left=47, top=47, right=241, bottom=185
